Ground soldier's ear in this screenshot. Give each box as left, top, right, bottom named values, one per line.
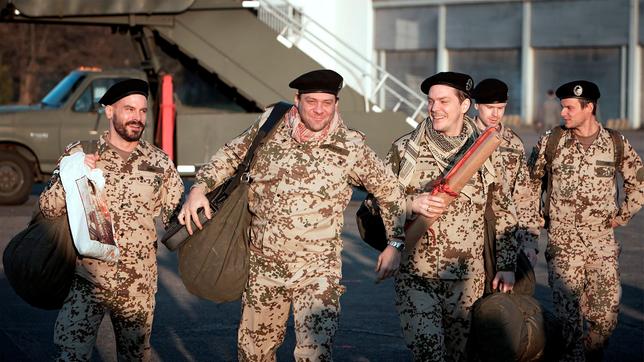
left=104, top=105, right=113, bottom=120
left=293, top=93, right=300, bottom=107
left=461, top=98, right=471, bottom=114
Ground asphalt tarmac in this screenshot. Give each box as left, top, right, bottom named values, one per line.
left=0, top=129, right=642, bottom=361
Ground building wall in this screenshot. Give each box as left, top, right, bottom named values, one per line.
left=373, top=0, right=641, bottom=128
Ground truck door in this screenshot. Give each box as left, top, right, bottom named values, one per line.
left=63, top=77, right=127, bottom=148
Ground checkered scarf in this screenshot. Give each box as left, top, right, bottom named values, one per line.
left=398, top=115, right=495, bottom=189
left=285, top=105, right=341, bottom=143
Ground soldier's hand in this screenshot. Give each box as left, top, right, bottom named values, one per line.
left=84, top=152, right=99, bottom=169
left=492, top=271, right=515, bottom=293
left=375, top=245, right=401, bottom=282
left=178, top=186, right=212, bottom=235
left=411, top=193, right=447, bottom=219
left=523, top=247, right=538, bottom=267
left=610, top=219, right=620, bottom=228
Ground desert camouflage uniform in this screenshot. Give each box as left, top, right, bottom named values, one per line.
left=192, top=106, right=405, bottom=362
left=493, top=125, right=540, bottom=252
left=387, top=128, right=518, bottom=362
left=528, top=125, right=644, bottom=361
left=39, top=132, right=183, bottom=361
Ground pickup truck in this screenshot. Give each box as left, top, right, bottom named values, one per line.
left=0, top=67, right=255, bottom=204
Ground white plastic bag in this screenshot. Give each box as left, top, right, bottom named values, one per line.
left=59, top=152, right=119, bottom=262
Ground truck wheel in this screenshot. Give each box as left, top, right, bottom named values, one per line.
left=0, top=151, right=33, bottom=205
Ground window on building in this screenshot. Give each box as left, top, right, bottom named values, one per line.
left=449, top=49, right=521, bottom=116
left=382, top=50, right=436, bottom=116
left=534, top=47, right=621, bottom=122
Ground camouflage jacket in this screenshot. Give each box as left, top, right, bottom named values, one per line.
left=193, top=106, right=405, bottom=266
left=528, top=125, right=644, bottom=235
left=494, top=126, right=540, bottom=252
left=387, top=130, right=519, bottom=280
left=39, top=132, right=184, bottom=296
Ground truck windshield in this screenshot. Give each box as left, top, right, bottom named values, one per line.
left=41, top=72, right=87, bottom=108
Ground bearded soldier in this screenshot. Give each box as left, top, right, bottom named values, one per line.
left=179, top=69, right=406, bottom=361
left=40, top=79, right=184, bottom=360
left=388, top=72, right=518, bottom=361
left=527, top=80, right=644, bottom=361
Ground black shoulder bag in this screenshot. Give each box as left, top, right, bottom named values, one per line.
left=3, top=140, right=97, bottom=310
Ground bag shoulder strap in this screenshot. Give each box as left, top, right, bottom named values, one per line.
left=605, top=127, right=624, bottom=175
left=541, top=126, right=564, bottom=229
left=235, top=102, right=292, bottom=178
left=238, top=102, right=292, bottom=173
left=544, top=126, right=565, bottom=171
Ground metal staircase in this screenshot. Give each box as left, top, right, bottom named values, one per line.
left=256, top=0, right=427, bottom=126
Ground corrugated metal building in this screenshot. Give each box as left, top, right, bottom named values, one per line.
left=372, top=0, right=642, bottom=128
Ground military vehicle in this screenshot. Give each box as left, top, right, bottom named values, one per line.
left=0, top=66, right=263, bottom=204
left=0, top=0, right=425, bottom=204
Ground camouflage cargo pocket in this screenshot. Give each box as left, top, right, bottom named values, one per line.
left=554, top=163, right=576, bottom=198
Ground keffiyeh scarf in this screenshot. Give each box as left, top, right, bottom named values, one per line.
left=284, top=105, right=341, bottom=143
left=398, top=115, right=496, bottom=190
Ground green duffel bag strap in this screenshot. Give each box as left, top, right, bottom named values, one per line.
left=223, top=101, right=293, bottom=194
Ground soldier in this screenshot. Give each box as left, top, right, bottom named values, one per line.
left=388, top=72, right=518, bottom=361
left=39, top=79, right=184, bottom=361
left=527, top=80, right=644, bottom=361
left=471, top=78, right=539, bottom=267
left=536, top=89, right=561, bottom=132
left=178, top=69, right=406, bottom=361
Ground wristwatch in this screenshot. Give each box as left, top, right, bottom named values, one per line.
left=387, top=240, right=405, bottom=252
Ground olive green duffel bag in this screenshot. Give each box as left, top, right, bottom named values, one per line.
left=162, top=102, right=291, bottom=303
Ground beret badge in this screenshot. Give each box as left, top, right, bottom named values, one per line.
left=573, top=85, right=583, bottom=97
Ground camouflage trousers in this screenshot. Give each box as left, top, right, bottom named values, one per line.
left=395, top=273, right=485, bottom=362
left=546, top=228, right=621, bottom=362
left=54, top=276, right=155, bottom=361
left=238, top=252, right=345, bottom=362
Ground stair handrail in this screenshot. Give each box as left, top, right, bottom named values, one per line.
left=256, top=0, right=426, bottom=123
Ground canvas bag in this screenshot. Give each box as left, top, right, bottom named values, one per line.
left=2, top=140, right=97, bottom=310
left=162, top=102, right=291, bottom=303
left=3, top=208, right=76, bottom=310
left=469, top=293, right=549, bottom=362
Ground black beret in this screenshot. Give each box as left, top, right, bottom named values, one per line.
left=472, top=78, right=508, bottom=104
left=420, top=72, right=474, bottom=95
left=99, top=78, right=149, bottom=106
left=289, top=69, right=343, bottom=95
left=555, top=80, right=600, bottom=102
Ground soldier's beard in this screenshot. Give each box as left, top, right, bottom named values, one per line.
left=113, top=116, right=145, bottom=142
